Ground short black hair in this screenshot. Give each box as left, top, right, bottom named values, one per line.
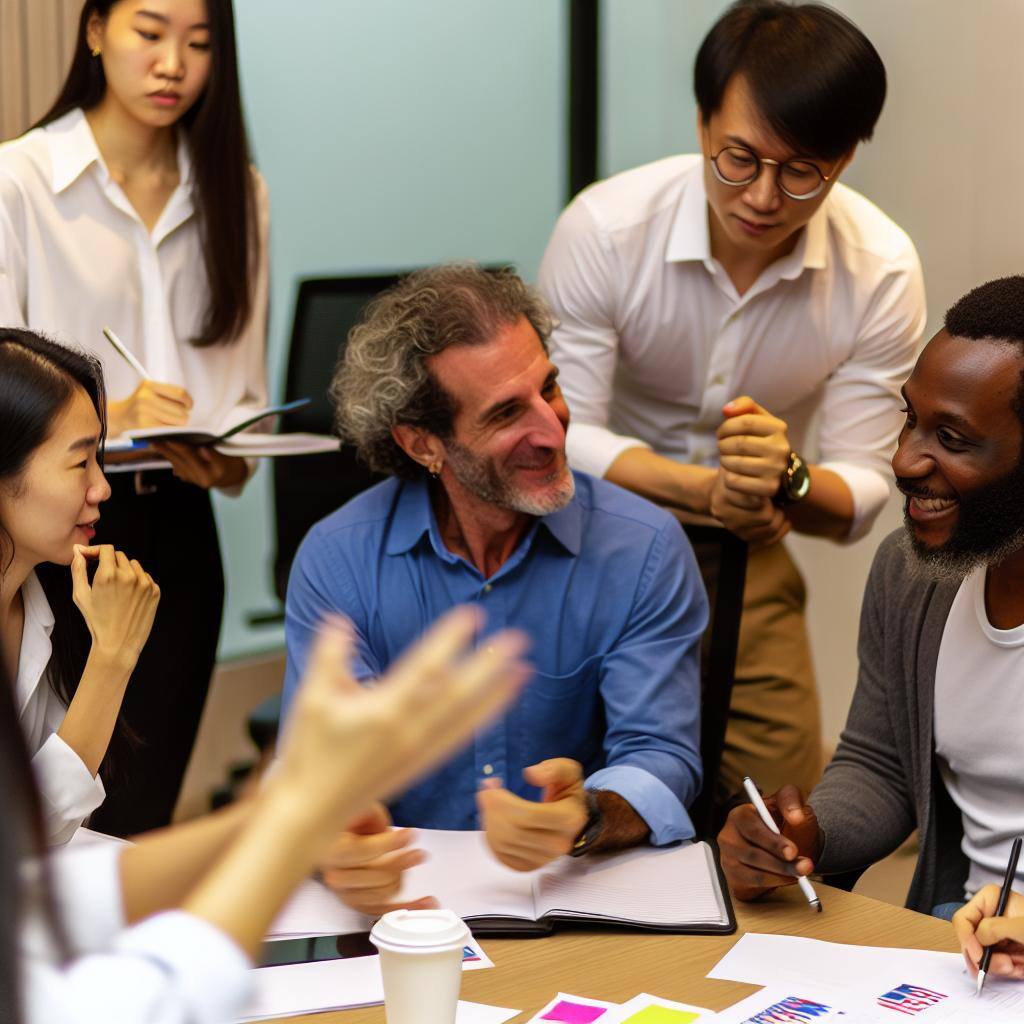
left=945, top=276, right=1024, bottom=426
left=694, top=0, right=887, bottom=161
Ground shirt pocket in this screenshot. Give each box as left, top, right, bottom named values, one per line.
left=526, top=654, right=602, bottom=703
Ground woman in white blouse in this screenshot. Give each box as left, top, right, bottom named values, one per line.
left=0, top=0, right=271, bottom=835
left=3, top=566, right=527, bottom=1024
left=0, top=331, right=159, bottom=845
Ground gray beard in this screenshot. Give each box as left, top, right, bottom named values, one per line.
left=897, top=519, right=1024, bottom=582
left=445, top=440, right=575, bottom=516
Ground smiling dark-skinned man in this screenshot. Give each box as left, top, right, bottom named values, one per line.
left=718, top=276, right=1024, bottom=920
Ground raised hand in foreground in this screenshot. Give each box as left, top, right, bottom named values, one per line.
left=175, top=606, right=529, bottom=954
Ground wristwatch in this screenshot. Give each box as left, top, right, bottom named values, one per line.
left=569, top=791, right=604, bottom=857
left=773, top=450, right=811, bottom=507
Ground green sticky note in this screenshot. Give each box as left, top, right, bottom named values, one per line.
left=621, top=1008, right=700, bottom=1024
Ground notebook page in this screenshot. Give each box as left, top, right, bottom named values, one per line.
left=395, top=829, right=538, bottom=921
left=533, top=841, right=727, bottom=926
left=269, top=878, right=371, bottom=938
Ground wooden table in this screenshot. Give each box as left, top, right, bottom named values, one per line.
left=282, top=884, right=959, bottom=1023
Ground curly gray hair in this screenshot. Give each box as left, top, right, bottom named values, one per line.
left=331, top=263, right=554, bottom=478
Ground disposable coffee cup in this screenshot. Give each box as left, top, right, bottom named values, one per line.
left=370, top=908, right=471, bottom=1024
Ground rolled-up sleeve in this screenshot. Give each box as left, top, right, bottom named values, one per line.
left=539, top=196, right=650, bottom=478
left=32, top=733, right=106, bottom=846
left=817, top=252, right=926, bottom=541
left=586, top=519, right=707, bottom=845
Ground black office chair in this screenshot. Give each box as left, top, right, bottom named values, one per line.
left=271, top=274, right=409, bottom=601
left=681, top=523, right=749, bottom=839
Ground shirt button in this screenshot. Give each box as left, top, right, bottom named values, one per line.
left=483, top=764, right=494, bottom=775
left=482, top=583, right=492, bottom=594
left=710, top=374, right=725, bottom=386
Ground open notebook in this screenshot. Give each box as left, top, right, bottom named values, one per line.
left=270, top=829, right=735, bottom=939
left=111, top=398, right=311, bottom=447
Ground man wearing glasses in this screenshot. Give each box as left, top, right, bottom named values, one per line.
left=538, top=0, right=925, bottom=812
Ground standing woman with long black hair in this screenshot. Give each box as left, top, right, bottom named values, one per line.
left=0, top=0, right=269, bottom=834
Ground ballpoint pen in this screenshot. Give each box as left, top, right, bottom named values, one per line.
left=976, top=835, right=1022, bottom=996
left=743, top=775, right=822, bottom=913
left=102, top=326, right=150, bottom=379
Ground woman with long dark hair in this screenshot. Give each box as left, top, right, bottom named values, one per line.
left=0, top=330, right=159, bottom=845
left=0, top=591, right=528, bottom=1023
left=0, top=0, right=270, bottom=834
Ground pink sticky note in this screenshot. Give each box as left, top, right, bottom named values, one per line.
left=541, top=1001, right=607, bottom=1024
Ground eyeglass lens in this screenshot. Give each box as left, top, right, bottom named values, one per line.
left=714, top=147, right=823, bottom=197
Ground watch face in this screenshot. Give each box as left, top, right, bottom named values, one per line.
left=791, top=458, right=811, bottom=499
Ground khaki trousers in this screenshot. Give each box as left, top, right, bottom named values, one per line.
left=715, top=542, right=823, bottom=805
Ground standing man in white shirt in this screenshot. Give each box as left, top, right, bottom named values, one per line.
left=538, top=0, right=926, bottom=808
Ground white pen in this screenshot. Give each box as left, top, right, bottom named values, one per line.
left=102, top=326, right=150, bottom=379
left=742, top=775, right=822, bottom=913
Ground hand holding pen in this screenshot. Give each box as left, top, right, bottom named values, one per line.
left=954, top=837, right=1024, bottom=993
left=101, top=327, right=193, bottom=434
left=718, top=779, right=824, bottom=906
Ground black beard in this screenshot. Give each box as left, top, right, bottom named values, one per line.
left=897, top=459, right=1024, bottom=581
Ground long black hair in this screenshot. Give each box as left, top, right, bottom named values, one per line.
left=0, top=638, right=64, bottom=1024
left=0, top=330, right=135, bottom=782
left=35, top=0, right=259, bottom=348
left=0, top=647, right=59, bottom=1024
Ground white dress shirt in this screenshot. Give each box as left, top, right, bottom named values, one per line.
left=22, top=835, right=251, bottom=1024
left=934, top=566, right=1024, bottom=897
left=538, top=154, right=927, bottom=539
left=0, top=107, right=268, bottom=433
left=17, top=572, right=105, bottom=846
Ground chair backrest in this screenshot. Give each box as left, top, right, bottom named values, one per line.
left=681, top=523, right=748, bottom=838
left=273, top=275, right=407, bottom=599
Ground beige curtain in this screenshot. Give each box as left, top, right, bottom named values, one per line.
left=1, top=0, right=81, bottom=142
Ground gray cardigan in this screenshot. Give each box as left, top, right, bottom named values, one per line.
left=811, top=529, right=969, bottom=913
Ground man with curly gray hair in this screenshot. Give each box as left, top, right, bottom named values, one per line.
left=282, top=263, right=707, bottom=900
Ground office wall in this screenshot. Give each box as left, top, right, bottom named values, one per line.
left=220, top=0, right=1024, bottom=752
left=215, top=1, right=566, bottom=658
left=602, top=0, right=1024, bottom=745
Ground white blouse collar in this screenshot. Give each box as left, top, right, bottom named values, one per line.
left=16, top=571, right=55, bottom=718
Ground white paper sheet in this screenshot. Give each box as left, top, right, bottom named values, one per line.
left=713, top=983, right=875, bottom=1023
left=454, top=1002, right=522, bottom=1024
left=235, top=941, right=495, bottom=1022
left=708, top=933, right=1024, bottom=1022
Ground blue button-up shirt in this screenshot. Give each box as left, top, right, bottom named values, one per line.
left=282, top=471, right=707, bottom=844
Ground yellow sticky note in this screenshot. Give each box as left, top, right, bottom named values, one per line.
left=621, top=1008, right=700, bottom=1024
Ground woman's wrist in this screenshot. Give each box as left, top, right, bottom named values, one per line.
left=85, top=643, right=139, bottom=681
left=256, top=775, right=368, bottom=861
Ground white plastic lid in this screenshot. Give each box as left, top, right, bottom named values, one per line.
left=370, top=909, right=470, bottom=952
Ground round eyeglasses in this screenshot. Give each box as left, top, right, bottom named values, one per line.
left=709, top=146, right=833, bottom=201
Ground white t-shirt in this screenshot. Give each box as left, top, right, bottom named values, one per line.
left=934, top=565, right=1024, bottom=896
left=0, top=107, right=269, bottom=433
left=538, top=154, right=927, bottom=540
left=17, top=572, right=105, bottom=845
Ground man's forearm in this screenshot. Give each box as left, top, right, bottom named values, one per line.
left=785, top=466, right=855, bottom=540
left=589, top=790, right=651, bottom=853
left=606, top=448, right=717, bottom=515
